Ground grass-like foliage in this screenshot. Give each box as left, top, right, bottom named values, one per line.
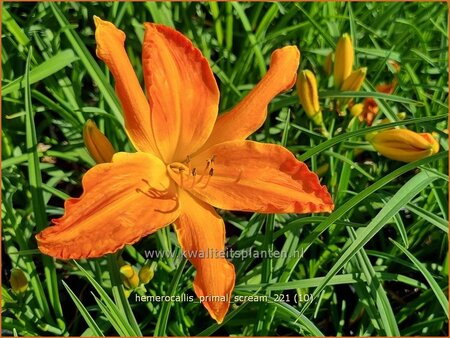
left=2, top=1, right=448, bottom=336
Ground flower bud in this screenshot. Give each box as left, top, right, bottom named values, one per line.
left=334, top=33, right=354, bottom=89
left=350, top=103, right=364, bottom=117
left=341, top=67, right=367, bottom=92
left=83, top=119, right=116, bottom=164
left=316, top=163, right=330, bottom=177
left=119, top=264, right=140, bottom=289
left=378, top=112, right=407, bottom=125
left=323, top=52, right=333, bottom=76
left=296, top=70, right=323, bottom=126
left=367, top=129, right=439, bottom=163
left=10, top=268, right=28, bottom=294
left=138, top=264, right=154, bottom=285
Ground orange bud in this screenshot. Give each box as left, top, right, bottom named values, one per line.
left=338, top=67, right=367, bottom=111
left=367, top=129, right=439, bottom=162
left=341, top=67, right=367, bottom=92
left=83, top=119, right=116, bottom=164
left=334, top=33, right=354, bottom=89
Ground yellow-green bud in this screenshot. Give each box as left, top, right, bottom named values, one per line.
left=138, top=264, right=154, bottom=285
left=316, top=163, right=330, bottom=177
left=350, top=103, right=364, bottom=117
left=323, top=52, right=333, bottom=76
left=296, top=70, right=323, bottom=126
left=10, top=268, right=28, bottom=294
left=119, top=265, right=140, bottom=289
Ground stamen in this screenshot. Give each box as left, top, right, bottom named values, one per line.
left=206, top=154, right=216, bottom=167
left=201, top=162, right=210, bottom=178
left=201, top=173, right=212, bottom=189
left=168, top=162, right=193, bottom=189
left=136, top=185, right=169, bottom=199
left=169, top=163, right=187, bottom=174
left=190, top=168, right=197, bottom=188
left=202, top=155, right=216, bottom=177
left=141, top=179, right=166, bottom=194
left=184, top=155, right=192, bottom=172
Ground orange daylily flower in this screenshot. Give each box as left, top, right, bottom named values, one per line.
left=359, top=81, right=397, bottom=126
left=359, top=61, right=400, bottom=126
left=36, top=17, right=334, bottom=323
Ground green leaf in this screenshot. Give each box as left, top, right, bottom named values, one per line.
left=73, top=261, right=138, bottom=336
left=2, top=6, right=30, bottom=46
left=300, top=169, right=443, bottom=316
left=348, top=228, right=400, bottom=336
left=62, top=281, right=104, bottom=336
left=390, top=239, right=449, bottom=318
left=154, top=258, right=187, bottom=336
left=48, top=3, right=123, bottom=122
left=280, top=152, right=448, bottom=284
left=298, top=115, right=447, bottom=161
left=405, top=203, right=449, bottom=234
left=24, top=47, right=65, bottom=331
left=3, top=50, right=79, bottom=96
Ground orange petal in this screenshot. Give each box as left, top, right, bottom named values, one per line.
left=94, top=17, right=159, bottom=156
left=376, top=79, right=397, bottom=94
left=174, top=190, right=235, bottom=324
left=36, top=152, right=179, bottom=259
left=142, top=24, right=219, bottom=163
left=201, top=46, right=300, bottom=150
left=169, top=141, right=334, bottom=214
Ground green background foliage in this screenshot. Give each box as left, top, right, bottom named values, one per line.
left=2, top=1, right=448, bottom=336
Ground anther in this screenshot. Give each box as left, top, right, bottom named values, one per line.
left=185, top=155, right=192, bottom=172
left=209, top=168, right=214, bottom=176
left=206, top=154, right=216, bottom=167
left=192, top=168, right=197, bottom=176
